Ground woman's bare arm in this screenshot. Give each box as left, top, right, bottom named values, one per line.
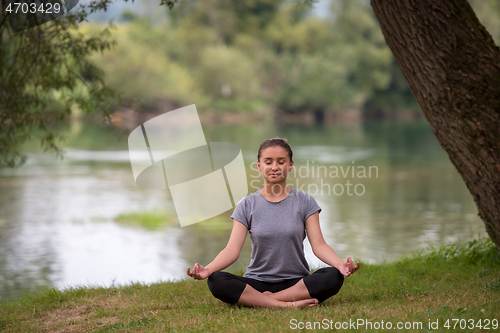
left=187, top=219, right=248, bottom=280
left=305, top=212, right=360, bottom=276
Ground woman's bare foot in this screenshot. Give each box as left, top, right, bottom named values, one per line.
left=283, top=298, right=319, bottom=308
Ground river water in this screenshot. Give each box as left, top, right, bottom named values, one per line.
left=0, top=119, right=486, bottom=301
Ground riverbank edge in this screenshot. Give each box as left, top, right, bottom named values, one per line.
left=98, top=105, right=424, bottom=131
left=0, top=238, right=498, bottom=332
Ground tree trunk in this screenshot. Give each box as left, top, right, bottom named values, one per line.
left=370, top=0, right=500, bottom=248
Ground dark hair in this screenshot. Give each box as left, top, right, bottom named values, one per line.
left=257, top=138, right=293, bottom=162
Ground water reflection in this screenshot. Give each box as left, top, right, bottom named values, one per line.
left=0, top=120, right=485, bottom=301
left=53, top=220, right=185, bottom=289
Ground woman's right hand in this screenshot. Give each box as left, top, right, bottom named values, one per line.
left=187, top=263, right=211, bottom=280
left=187, top=221, right=247, bottom=281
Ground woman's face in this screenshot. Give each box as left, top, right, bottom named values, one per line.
left=257, top=146, right=294, bottom=184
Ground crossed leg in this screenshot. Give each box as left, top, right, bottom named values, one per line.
left=236, top=283, right=318, bottom=308
left=207, top=268, right=343, bottom=308
left=264, top=279, right=311, bottom=302
left=258, top=267, right=345, bottom=304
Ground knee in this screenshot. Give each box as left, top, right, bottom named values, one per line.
left=327, top=267, right=344, bottom=293
left=306, top=267, right=344, bottom=303
left=319, top=267, right=344, bottom=295
left=207, top=271, right=242, bottom=304
left=207, top=271, right=226, bottom=298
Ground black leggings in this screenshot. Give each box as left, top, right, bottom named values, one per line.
left=207, top=267, right=344, bottom=305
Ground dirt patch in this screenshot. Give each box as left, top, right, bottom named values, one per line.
left=40, top=295, right=128, bottom=332
left=42, top=305, right=117, bottom=332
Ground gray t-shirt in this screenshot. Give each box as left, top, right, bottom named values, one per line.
left=231, top=187, right=321, bottom=282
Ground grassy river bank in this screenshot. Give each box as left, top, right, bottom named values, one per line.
left=0, top=238, right=498, bottom=332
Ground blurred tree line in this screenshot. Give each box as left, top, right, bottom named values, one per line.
left=2, top=0, right=500, bottom=166
left=84, top=0, right=398, bottom=118
left=83, top=0, right=500, bottom=118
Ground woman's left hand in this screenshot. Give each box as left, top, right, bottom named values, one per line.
left=338, top=257, right=360, bottom=277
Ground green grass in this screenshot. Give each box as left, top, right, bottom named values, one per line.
left=113, top=209, right=177, bottom=230
left=112, top=210, right=234, bottom=231
left=1, top=238, right=499, bottom=332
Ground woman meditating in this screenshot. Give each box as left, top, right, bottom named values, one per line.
left=187, top=138, right=360, bottom=308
